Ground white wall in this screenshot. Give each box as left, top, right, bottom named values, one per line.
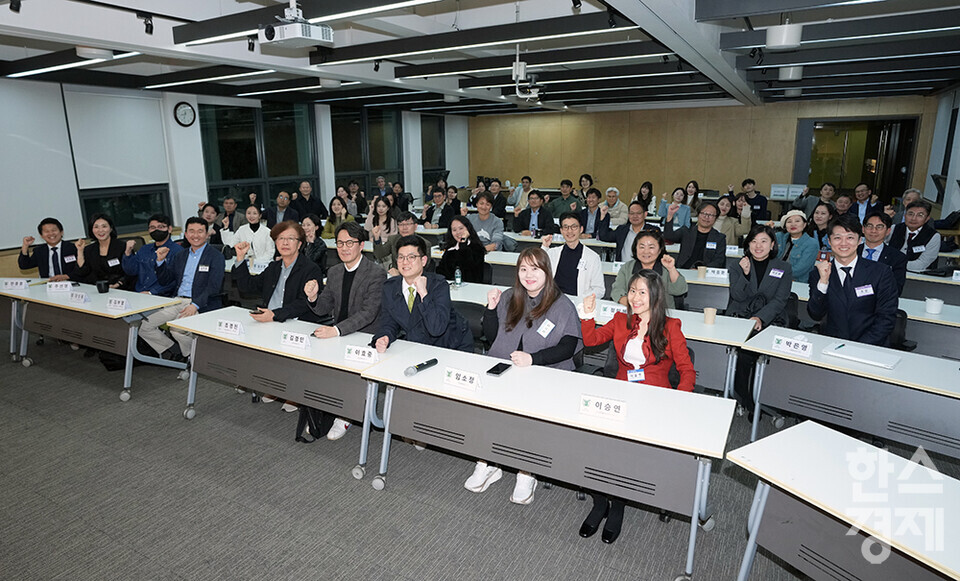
left=0, top=78, right=84, bottom=248
left=402, top=111, right=423, bottom=203
left=444, top=115, right=470, bottom=190
left=925, top=90, right=960, bottom=214
left=160, top=92, right=207, bottom=226
left=315, top=104, right=336, bottom=204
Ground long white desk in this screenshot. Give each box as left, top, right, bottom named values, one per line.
left=167, top=306, right=419, bottom=477
left=361, top=340, right=735, bottom=580
left=730, top=421, right=959, bottom=580
left=0, top=281, right=185, bottom=400
left=902, top=272, right=960, bottom=305
left=741, top=326, right=960, bottom=457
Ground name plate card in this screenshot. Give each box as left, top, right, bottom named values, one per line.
left=953, top=270, right=960, bottom=281
left=705, top=267, right=729, bottom=279
left=280, top=330, right=310, bottom=349
left=444, top=367, right=479, bottom=391
left=726, top=245, right=741, bottom=255
left=216, top=319, right=245, bottom=335
left=599, top=303, right=628, bottom=320
left=611, top=261, right=624, bottom=273
left=106, top=297, right=128, bottom=311
left=251, top=261, right=271, bottom=274
left=2, top=279, right=27, bottom=290
left=344, top=345, right=378, bottom=364
left=69, top=290, right=89, bottom=304
left=772, top=335, right=813, bottom=358
left=580, top=394, right=627, bottom=421
left=47, top=281, right=71, bottom=292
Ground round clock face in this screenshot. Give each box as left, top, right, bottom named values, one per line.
left=174, top=101, right=196, bottom=127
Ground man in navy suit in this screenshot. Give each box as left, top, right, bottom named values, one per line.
left=138, top=217, right=225, bottom=361
left=848, top=182, right=883, bottom=223
left=859, top=212, right=907, bottom=295
left=808, top=213, right=898, bottom=346
left=513, top=190, right=556, bottom=236
left=375, top=235, right=473, bottom=354
left=601, top=201, right=661, bottom=262
left=263, top=191, right=300, bottom=228
left=18, top=217, right=78, bottom=280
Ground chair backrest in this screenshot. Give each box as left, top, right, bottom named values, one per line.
left=452, top=300, right=487, bottom=351
left=482, top=262, right=494, bottom=285
left=785, top=292, right=800, bottom=330
left=668, top=346, right=696, bottom=389
left=888, top=309, right=917, bottom=352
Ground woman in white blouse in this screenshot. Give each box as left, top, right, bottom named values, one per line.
left=221, top=205, right=275, bottom=264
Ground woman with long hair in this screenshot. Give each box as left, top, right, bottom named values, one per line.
left=300, top=213, right=327, bottom=277
left=364, top=196, right=397, bottom=244
left=321, top=197, right=355, bottom=239
left=467, top=247, right=582, bottom=505
left=436, top=215, right=486, bottom=283
left=684, top=180, right=701, bottom=210
left=635, top=181, right=655, bottom=214
left=578, top=270, right=695, bottom=543
left=657, top=187, right=692, bottom=229
left=70, top=213, right=129, bottom=289
left=806, top=201, right=837, bottom=250
left=715, top=193, right=751, bottom=246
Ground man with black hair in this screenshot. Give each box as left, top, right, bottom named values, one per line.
left=290, top=180, right=328, bottom=221
left=19, top=217, right=77, bottom=281
left=663, top=201, right=727, bottom=268
left=859, top=212, right=907, bottom=294
left=729, top=178, right=767, bottom=221
left=546, top=179, right=580, bottom=217
left=849, top=182, right=883, bottom=223
left=264, top=191, right=300, bottom=227
left=216, top=195, right=247, bottom=232
left=122, top=214, right=184, bottom=295
left=887, top=199, right=941, bottom=272
left=488, top=178, right=509, bottom=219
left=541, top=213, right=605, bottom=298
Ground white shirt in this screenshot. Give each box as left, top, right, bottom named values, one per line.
left=47, top=242, right=63, bottom=276
left=623, top=333, right=646, bottom=370
left=816, top=255, right=859, bottom=294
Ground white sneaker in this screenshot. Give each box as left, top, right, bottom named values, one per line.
left=510, top=472, right=537, bottom=505
left=281, top=403, right=297, bottom=413
left=326, top=419, right=350, bottom=440
left=464, top=461, right=502, bottom=493
left=413, top=441, right=426, bottom=451
left=260, top=395, right=276, bottom=403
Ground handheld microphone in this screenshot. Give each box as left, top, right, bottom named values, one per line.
left=404, top=358, right=438, bottom=376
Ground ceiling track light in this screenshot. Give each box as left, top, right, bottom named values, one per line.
left=247, top=36, right=256, bottom=52
left=607, top=10, right=617, bottom=28
left=756, top=48, right=764, bottom=66
left=10, top=0, right=21, bottom=12
left=571, top=0, right=581, bottom=9
left=373, top=59, right=381, bottom=72
left=137, top=13, right=154, bottom=35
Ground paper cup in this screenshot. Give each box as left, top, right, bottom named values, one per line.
left=925, top=297, right=944, bottom=315
left=703, top=307, right=717, bottom=325
left=697, top=266, right=707, bottom=279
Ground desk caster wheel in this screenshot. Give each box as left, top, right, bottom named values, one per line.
left=542, top=482, right=553, bottom=490
left=251, top=394, right=261, bottom=404
left=577, top=491, right=586, bottom=501
left=21, top=357, right=33, bottom=368
left=659, top=511, right=671, bottom=523
left=772, top=416, right=785, bottom=429
left=177, top=369, right=190, bottom=381
left=119, top=390, right=131, bottom=402
left=699, top=516, right=716, bottom=531
left=372, top=475, right=386, bottom=491
left=352, top=465, right=365, bottom=480
left=674, top=574, right=692, bottom=581
left=183, top=407, right=196, bottom=420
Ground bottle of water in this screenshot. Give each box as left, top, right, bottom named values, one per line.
left=454, top=266, right=462, bottom=288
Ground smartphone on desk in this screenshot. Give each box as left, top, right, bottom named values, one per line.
left=486, top=362, right=511, bottom=376
left=249, top=306, right=265, bottom=314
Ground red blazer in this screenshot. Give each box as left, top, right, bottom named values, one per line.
left=581, top=313, right=695, bottom=391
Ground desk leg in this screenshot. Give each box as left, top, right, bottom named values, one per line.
left=354, top=380, right=381, bottom=480
left=18, top=302, right=30, bottom=361
left=737, top=482, right=771, bottom=581
left=182, top=337, right=198, bottom=420
left=750, top=356, right=768, bottom=442
left=9, top=300, right=19, bottom=361
left=724, top=347, right=738, bottom=399
left=372, top=384, right=396, bottom=491
left=678, top=459, right=710, bottom=580
left=120, top=326, right=136, bottom=401
left=124, top=313, right=187, bottom=371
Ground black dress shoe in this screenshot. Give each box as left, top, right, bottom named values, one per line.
left=601, top=499, right=625, bottom=544
left=579, top=496, right=609, bottom=538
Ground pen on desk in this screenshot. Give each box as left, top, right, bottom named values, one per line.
left=835, top=344, right=845, bottom=350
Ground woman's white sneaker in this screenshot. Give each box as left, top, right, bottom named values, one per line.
left=464, top=461, right=502, bottom=493
left=510, top=472, right=537, bottom=505
left=326, top=419, right=350, bottom=440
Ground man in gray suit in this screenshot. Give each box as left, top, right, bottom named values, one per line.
left=215, top=195, right=248, bottom=232
left=304, top=220, right=386, bottom=440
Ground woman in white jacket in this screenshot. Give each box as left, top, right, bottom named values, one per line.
left=221, top=205, right=275, bottom=265
left=540, top=211, right=606, bottom=299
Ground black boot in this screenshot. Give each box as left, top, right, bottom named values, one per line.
left=601, top=498, right=625, bottom=544
left=579, top=493, right=608, bottom=538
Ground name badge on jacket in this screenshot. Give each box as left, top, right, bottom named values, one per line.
left=536, top=319, right=555, bottom=338
left=705, top=241, right=717, bottom=250
left=912, top=245, right=926, bottom=253
left=198, top=265, right=210, bottom=273
left=107, top=258, right=120, bottom=267
left=627, top=368, right=645, bottom=382
left=769, top=269, right=784, bottom=279
left=64, top=255, right=77, bottom=263
left=855, top=284, right=874, bottom=298
left=577, top=259, right=585, bottom=270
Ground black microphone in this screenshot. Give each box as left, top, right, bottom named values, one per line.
left=404, top=358, right=438, bottom=376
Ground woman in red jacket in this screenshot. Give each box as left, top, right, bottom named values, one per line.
left=577, top=269, right=696, bottom=543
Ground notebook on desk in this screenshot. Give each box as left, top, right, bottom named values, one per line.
left=822, top=342, right=901, bottom=370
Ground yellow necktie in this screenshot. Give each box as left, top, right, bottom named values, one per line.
left=407, top=286, right=416, bottom=312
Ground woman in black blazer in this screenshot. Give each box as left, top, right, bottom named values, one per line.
left=70, top=213, right=130, bottom=289
left=436, top=216, right=486, bottom=283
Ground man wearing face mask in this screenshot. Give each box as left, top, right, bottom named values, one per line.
left=122, top=214, right=184, bottom=295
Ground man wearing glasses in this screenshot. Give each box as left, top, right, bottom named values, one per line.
left=373, top=211, right=432, bottom=276
left=304, top=221, right=386, bottom=440
left=663, top=201, right=727, bottom=269
left=859, top=213, right=907, bottom=294
left=886, top=200, right=941, bottom=273
left=540, top=213, right=606, bottom=298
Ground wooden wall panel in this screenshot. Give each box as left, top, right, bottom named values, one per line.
left=528, top=115, right=563, bottom=188
left=703, top=118, right=751, bottom=192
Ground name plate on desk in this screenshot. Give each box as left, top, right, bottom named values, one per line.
left=953, top=270, right=960, bottom=281
left=772, top=335, right=812, bottom=358
left=580, top=394, right=627, bottom=421
left=599, top=303, right=627, bottom=319
left=444, top=367, right=479, bottom=391
left=611, top=261, right=624, bottom=273
left=705, top=268, right=728, bottom=279
left=344, top=345, right=378, bottom=363
left=105, top=297, right=128, bottom=311
left=2, top=279, right=27, bottom=290
left=69, top=290, right=89, bottom=304
left=250, top=261, right=271, bottom=275
left=726, top=245, right=740, bottom=255
left=280, top=330, right=310, bottom=349
left=216, top=319, right=245, bottom=335
left=47, top=281, right=71, bottom=292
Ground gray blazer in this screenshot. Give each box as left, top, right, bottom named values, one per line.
left=308, top=256, right=386, bottom=335
left=726, top=258, right=793, bottom=328
left=215, top=211, right=248, bottom=232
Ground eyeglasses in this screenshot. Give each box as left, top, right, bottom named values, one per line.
left=396, top=253, right=422, bottom=262
left=335, top=240, right=359, bottom=248
left=904, top=211, right=928, bottom=219
left=698, top=212, right=717, bottom=218
left=560, top=224, right=580, bottom=231
left=628, top=211, right=644, bottom=216
left=276, top=236, right=300, bottom=243
left=862, top=223, right=886, bottom=230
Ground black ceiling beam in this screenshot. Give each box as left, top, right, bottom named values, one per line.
left=0, top=49, right=82, bottom=76
left=720, top=8, right=960, bottom=51
left=765, top=88, right=943, bottom=101
left=542, top=84, right=724, bottom=101
left=395, top=40, right=668, bottom=79
left=140, top=65, right=263, bottom=88
left=737, top=35, right=960, bottom=70
left=308, top=86, right=422, bottom=100
left=499, top=74, right=711, bottom=95
left=172, top=0, right=415, bottom=45
left=757, top=70, right=960, bottom=91
left=554, top=92, right=729, bottom=106
left=696, top=0, right=863, bottom=22
left=458, top=60, right=693, bottom=89
left=745, top=54, right=960, bottom=81
left=15, top=68, right=145, bottom=88
left=311, top=11, right=634, bottom=65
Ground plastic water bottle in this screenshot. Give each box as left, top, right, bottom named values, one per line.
left=454, top=266, right=462, bottom=288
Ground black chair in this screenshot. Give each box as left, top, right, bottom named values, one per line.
left=668, top=346, right=696, bottom=390
left=481, top=263, right=494, bottom=285
left=453, top=300, right=488, bottom=353
left=785, top=292, right=800, bottom=330
left=888, top=309, right=917, bottom=352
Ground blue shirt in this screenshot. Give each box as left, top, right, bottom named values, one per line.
left=158, top=243, right=207, bottom=305
left=123, top=238, right=183, bottom=295
left=529, top=209, right=540, bottom=232
left=586, top=209, right=597, bottom=235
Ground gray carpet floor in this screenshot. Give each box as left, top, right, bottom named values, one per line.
left=1, top=331, right=956, bottom=581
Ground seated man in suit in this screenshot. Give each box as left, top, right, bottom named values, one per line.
left=859, top=212, right=907, bottom=295
left=540, top=213, right=606, bottom=298
left=19, top=217, right=77, bottom=281
left=421, top=186, right=454, bottom=230
left=886, top=199, right=941, bottom=273
left=374, top=211, right=432, bottom=276
left=663, top=201, right=727, bottom=269
left=488, top=179, right=510, bottom=220
left=264, top=191, right=300, bottom=228
left=302, top=221, right=387, bottom=440
left=848, top=182, right=883, bottom=223
left=391, top=181, right=413, bottom=212
left=808, top=213, right=898, bottom=346
left=138, top=217, right=225, bottom=361
left=513, top=190, right=555, bottom=237
left=579, top=188, right=610, bottom=240
left=122, top=213, right=184, bottom=295
left=601, top=201, right=660, bottom=262
left=375, top=235, right=474, bottom=355
left=216, top=195, right=247, bottom=233
left=290, top=180, right=328, bottom=221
